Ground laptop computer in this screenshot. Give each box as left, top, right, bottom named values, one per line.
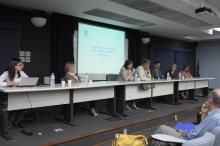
left=19, top=77, right=39, bottom=87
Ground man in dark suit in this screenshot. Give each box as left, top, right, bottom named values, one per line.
left=151, top=61, right=162, bottom=79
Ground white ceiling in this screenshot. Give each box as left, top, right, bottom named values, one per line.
left=1, top=0, right=220, bottom=42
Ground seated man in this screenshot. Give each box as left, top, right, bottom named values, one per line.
left=136, top=59, right=153, bottom=81
left=152, top=89, right=220, bottom=146
left=151, top=61, right=162, bottom=79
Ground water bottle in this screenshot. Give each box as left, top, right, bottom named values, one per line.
left=134, top=71, right=138, bottom=82
left=50, top=73, right=55, bottom=87
left=84, top=73, right=88, bottom=85
left=179, top=72, right=182, bottom=80
left=167, top=72, right=170, bottom=80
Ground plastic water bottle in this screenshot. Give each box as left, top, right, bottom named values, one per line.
left=167, top=72, right=170, bottom=80
left=134, top=71, right=138, bottom=82
left=50, top=73, right=55, bottom=87
left=84, top=73, right=88, bottom=85
left=179, top=72, right=182, bottom=80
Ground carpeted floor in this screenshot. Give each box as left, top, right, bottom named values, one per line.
left=0, top=89, right=207, bottom=146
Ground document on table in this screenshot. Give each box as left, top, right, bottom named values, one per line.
left=151, top=134, right=186, bottom=143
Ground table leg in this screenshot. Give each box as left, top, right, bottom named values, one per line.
left=0, top=92, right=12, bottom=140
left=202, top=87, right=209, bottom=96
left=55, top=89, right=75, bottom=126
left=115, top=85, right=125, bottom=115
left=189, top=89, right=195, bottom=100
left=100, top=85, right=125, bottom=117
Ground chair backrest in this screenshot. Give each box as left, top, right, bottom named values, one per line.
left=182, top=132, right=215, bottom=146
left=44, top=77, right=50, bottom=84
left=106, top=74, right=118, bottom=81
left=211, top=126, right=220, bottom=146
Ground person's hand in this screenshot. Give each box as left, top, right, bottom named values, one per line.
left=12, top=82, right=20, bottom=86
left=6, top=82, right=13, bottom=86
left=132, top=68, right=136, bottom=74
left=151, top=77, right=154, bottom=80
left=178, top=130, right=185, bottom=137
left=201, top=102, right=209, bottom=113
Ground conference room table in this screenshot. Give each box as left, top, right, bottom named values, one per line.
left=124, top=77, right=214, bottom=105
left=0, top=81, right=127, bottom=140
left=0, top=77, right=213, bottom=140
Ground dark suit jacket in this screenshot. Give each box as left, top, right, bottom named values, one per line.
left=151, top=69, right=162, bottom=79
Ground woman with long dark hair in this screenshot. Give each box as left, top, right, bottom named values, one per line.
left=0, top=58, right=28, bottom=127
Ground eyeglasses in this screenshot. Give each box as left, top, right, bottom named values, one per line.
left=16, top=63, right=23, bottom=67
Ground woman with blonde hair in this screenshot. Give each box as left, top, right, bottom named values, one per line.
left=165, top=63, right=178, bottom=79
left=64, top=62, right=98, bottom=116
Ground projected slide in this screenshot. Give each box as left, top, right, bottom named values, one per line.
left=78, top=23, right=125, bottom=74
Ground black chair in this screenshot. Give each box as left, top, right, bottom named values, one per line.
left=106, top=74, right=118, bottom=81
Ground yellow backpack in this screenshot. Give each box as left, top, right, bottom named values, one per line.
left=112, top=134, right=148, bottom=146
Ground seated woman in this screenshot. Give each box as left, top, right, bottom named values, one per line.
left=64, top=62, right=98, bottom=116
left=180, top=65, right=193, bottom=99
left=165, top=63, right=178, bottom=79
left=118, top=59, right=138, bottom=110
left=0, top=58, right=28, bottom=128
left=181, top=65, right=193, bottom=78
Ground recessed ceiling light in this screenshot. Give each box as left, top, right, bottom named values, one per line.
left=213, top=28, right=220, bottom=31
left=184, top=36, right=197, bottom=40
left=200, top=29, right=213, bottom=35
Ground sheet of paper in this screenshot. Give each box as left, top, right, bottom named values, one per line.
left=151, top=134, right=186, bottom=143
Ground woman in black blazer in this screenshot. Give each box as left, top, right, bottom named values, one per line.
left=165, top=63, right=178, bottom=79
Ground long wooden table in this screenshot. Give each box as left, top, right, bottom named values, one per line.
left=0, top=78, right=214, bottom=140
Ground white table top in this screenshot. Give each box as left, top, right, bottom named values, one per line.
left=125, top=77, right=214, bottom=85
left=0, top=81, right=127, bottom=93
left=0, top=78, right=214, bottom=93
left=151, top=134, right=186, bottom=143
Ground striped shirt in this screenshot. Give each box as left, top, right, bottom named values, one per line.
left=184, top=108, right=220, bottom=140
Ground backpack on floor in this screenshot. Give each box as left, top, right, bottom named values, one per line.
left=112, top=134, right=148, bottom=146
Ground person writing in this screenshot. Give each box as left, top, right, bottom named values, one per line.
left=0, top=58, right=28, bottom=128
left=64, top=62, right=98, bottom=116
left=118, top=59, right=138, bottom=110
left=136, top=59, right=154, bottom=81
left=165, top=63, right=178, bottom=79
left=152, top=89, right=220, bottom=146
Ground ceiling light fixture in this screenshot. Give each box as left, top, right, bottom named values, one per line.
left=213, top=28, right=220, bottom=31
left=142, top=38, right=150, bottom=44
left=31, top=17, right=47, bottom=27
left=31, top=10, right=47, bottom=27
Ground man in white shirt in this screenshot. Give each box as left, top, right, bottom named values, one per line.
left=136, top=59, right=155, bottom=109
left=136, top=59, right=153, bottom=81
